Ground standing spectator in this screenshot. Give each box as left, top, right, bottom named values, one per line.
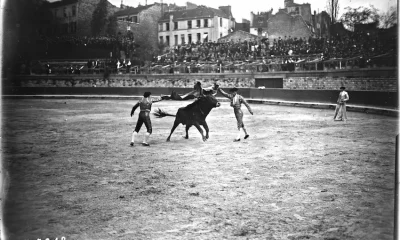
left=334, top=87, right=350, bottom=121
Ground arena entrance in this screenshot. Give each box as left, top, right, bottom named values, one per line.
left=255, top=78, right=283, bottom=88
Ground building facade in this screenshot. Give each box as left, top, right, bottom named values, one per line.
left=284, top=0, right=312, bottom=23
left=158, top=4, right=235, bottom=46
left=249, top=10, right=273, bottom=37
left=267, top=9, right=312, bottom=39
left=312, top=10, right=331, bottom=38
left=235, top=19, right=250, bottom=33
left=114, top=3, right=167, bottom=35
left=246, top=0, right=331, bottom=40
left=48, top=0, right=79, bottom=35
left=48, top=0, right=119, bottom=36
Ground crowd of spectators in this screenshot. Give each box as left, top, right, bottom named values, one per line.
left=40, top=35, right=137, bottom=54
left=12, top=29, right=396, bottom=75
left=154, top=31, right=396, bottom=65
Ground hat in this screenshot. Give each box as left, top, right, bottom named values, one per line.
left=143, top=92, right=151, bottom=97
left=229, top=87, right=239, bottom=92
left=340, top=87, right=346, bottom=90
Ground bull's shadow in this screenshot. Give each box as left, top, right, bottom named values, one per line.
left=154, top=94, right=221, bottom=142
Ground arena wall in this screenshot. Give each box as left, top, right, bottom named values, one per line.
left=3, top=87, right=397, bottom=108
left=10, top=68, right=397, bottom=92
left=4, top=69, right=397, bottom=108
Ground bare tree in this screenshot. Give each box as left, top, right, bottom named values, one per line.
left=340, top=5, right=379, bottom=31
left=379, top=6, right=397, bottom=29
left=326, top=0, right=339, bottom=23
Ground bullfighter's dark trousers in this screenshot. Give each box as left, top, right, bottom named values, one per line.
left=135, top=111, right=152, bottom=134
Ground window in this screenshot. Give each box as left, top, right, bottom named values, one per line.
left=220, top=33, right=222, bottom=38
left=204, top=19, right=208, bottom=27
left=174, top=22, right=178, bottom=30
left=62, top=23, right=68, bottom=33
left=197, top=33, right=201, bottom=42
left=220, top=18, right=222, bottom=27
left=159, top=23, right=163, bottom=31
left=71, top=22, right=77, bottom=33
left=181, top=34, right=185, bottom=44
left=197, top=19, right=201, bottom=28
left=174, top=35, right=178, bottom=45
left=159, top=36, right=163, bottom=43
left=166, top=23, right=170, bottom=31
left=72, top=5, right=76, bottom=17
left=133, top=16, right=138, bottom=23
left=54, top=9, right=58, bottom=19
left=188, top=20, right=192, bottom=29
left=203, top=32, right=208, bottom=42
left=63, top=7, right=67, bottom=18
left=188, top=34, right=192, bottom=44
left=166, top=36, right=170, bottom=46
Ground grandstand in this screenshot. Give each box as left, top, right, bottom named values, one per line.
left=12, top=25, right=397, bottom=76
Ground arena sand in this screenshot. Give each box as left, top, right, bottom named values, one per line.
left=2, top=99, right=397, bottom=240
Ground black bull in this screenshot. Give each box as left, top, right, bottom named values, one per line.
left=154, top=94, right=221, bottom=142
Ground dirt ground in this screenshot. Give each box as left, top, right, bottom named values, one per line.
left=2, top=98, right=398, bottom=240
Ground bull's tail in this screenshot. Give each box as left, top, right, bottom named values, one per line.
left=153, top=108, right=176, bottom=118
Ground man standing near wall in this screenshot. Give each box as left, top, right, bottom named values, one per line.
left=334, top=86, right=349, bottom=121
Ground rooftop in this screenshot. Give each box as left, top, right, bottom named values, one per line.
left=159, top=6, right=230, bottom=22
left=114, top=3, right=159, bottom=17
left=48, top=0, right=78, bottom=8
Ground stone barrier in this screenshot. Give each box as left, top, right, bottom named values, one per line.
left=3, top=87, right=397, bottom=109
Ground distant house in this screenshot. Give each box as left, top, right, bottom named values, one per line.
left=235, top=23, right=250, bottom=33
left=283, top=0, right=312, bottom=23
left=312, top=10, right=331, bottom=38
left=249, top=10, right=273, bottom=37
left=235, top=19, right=250, bottom=32
left=158, top=3, right=235, bottom=46
left=47, top=0, right=119, bottom=36
left=114, top=3, right=167, bottom=35
left=266, top=9, right=312, bottom=40
left=248, top=0, right=331, bottom=40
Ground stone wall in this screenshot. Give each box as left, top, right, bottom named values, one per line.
left=284, top=77, right=398, bottom=91
left=16, top=75, right=256, bottom=88
left=12, top=69, right=397, bottom=92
